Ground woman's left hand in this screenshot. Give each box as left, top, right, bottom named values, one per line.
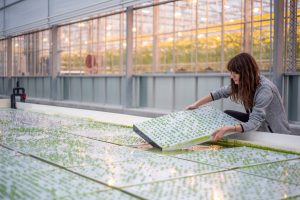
left=212, top=127, right=228, bottom=141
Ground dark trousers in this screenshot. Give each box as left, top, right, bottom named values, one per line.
left=224, top=110, right=249, bottom=122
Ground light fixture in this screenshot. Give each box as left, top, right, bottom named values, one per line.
left=253, top=8, right=260, bottom=13
left=78, top=23, right=84, bottom=27
left=175, top=12, right=182, bottom=18
left=142, top=41, right=148, bottom=46
left=167, top=37, right=173, bottom=42
left=197, top=34, right=204, bottom=39
left=142, top=9, right=150, bottom=14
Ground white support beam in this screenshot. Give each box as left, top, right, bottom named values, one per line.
left=122, top=6, right=133, bottom=108
left=272, top=0, right=285, bottom=94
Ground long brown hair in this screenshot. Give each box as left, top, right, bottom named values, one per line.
left=227, top=53, right=260, bottom=110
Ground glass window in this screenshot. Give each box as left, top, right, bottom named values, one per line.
left=224, top=24, right=243, bottom=64
left=297, top=0, right=300, bottom=70
left=133, top=37, right=153, bottom=74
left=251, top=0, right=273, bottom=71
left=207, top=0, right=222, bottom=27
left=12, top=36, right=26, bottom=76
left=12, top=30, right=50, bottom=76
left=206, top=28, right=222, bottom=72
left=175, top=31, right=196, bottom=72
left=0, top=40, right=7, bottom=76
left=196, top=29, right=208, bottom=72
left=224, top=0, right=243, bottom=24
left=175, top=1, right=196, bottom=31
left=58, top=13, right=125, bottom=75
left=159, top=3, right=174, bottom=34
left=198, top=0, right=208, bottom=28
left=134, top=8, right=153, bottom=37
left=158, top=34, right=174, bottom=73
left=133, top=6, right=154, bottom=74
left=53, top=0, right=275, bottom=75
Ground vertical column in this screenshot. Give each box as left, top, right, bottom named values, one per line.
left=172, top=2, right=176, bottom=72
left=122, top=6, right=133, bottom=108
left=152, top=0, right=159, bottom=73
left=50, top=26, right=58, bottom=100
left=194, top=0, right=198, bottom=72
left=287, top=0, right=297, bottom=72
left=272, top=0, right=284, bottom=94
left=286, top=0, right=298, bottom=121
left=6, top=37, right=12, bottom=95
left=205, top=0, right=208, bottom=68
left=152, top=2, right=159, bottom=108
left=3, top=0, right=6, bottom=37
left=120, top=13, right=124, bottom=75
left=221, top=0, right=224, bottom=72
left=7, top=37, right=12, bottom=77
left=244, top=0, right=252, bottom=53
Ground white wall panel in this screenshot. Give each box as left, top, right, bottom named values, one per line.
left=197, top=77, right=222, bottom=110
left=48, top=0, right=150, bottom=25
left=28, top=78, right=36, bottom=97
left=0, top=10, right=4, bottom=38
left=154, top=77, right=173, bottom=110
left=36, top=77, right=44, bottom=98
left=139, top=77, right=154, bottom=107
left=82, top=78, right=93, bottom=102
left=174, top=77, right=196, bottom=110
left=94, top=78, right=106, bottom=104
left=5, top=0, right=20, bottom=6
left=222, top=76, right=244, bottom=112
left=5, top=0, right=48, bottom=33
left=0, top=10, right=4, bottom=36
left=2, top=0, right=151, bottom=36
left=50, top=0, right=117, bottom=16
left=3, top=77, right=11, bottom=95
left=43, top=77, right=51, bottom=99
left=106, top=77, right=121, bottom=105
left=69, top=77, right=82, bottom=101
left=0, top=77, right=4, bottom=93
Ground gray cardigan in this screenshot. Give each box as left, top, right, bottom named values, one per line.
left=211, top=75, right=291, bottom=134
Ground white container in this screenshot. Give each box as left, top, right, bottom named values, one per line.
left=0, top=99, right=10, bottom=108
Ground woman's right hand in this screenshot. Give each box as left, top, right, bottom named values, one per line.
left=185, top=103, right=198, bottom=110
left=185, top=94, right=213, bottom=110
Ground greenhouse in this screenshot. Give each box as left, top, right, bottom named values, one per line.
left=0, top=0, right=300, bottom=199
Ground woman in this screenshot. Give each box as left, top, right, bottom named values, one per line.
left=186, top=53, right=291, bottom=141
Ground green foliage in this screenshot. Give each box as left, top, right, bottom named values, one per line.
left=10, top=127, right=44, bottom=133
left=212, top=139, right=300, bottom=156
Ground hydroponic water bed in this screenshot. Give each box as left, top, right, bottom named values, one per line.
left=1, top=108, right=300, bottom=200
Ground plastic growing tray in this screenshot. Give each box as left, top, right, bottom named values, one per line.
left=239, top=159, right=300, bottom=185
left=70, top=123, right=147, bottom=146
left=124, top=170, right=300, bottom=200
left=174, top=146, right=299, bottom=168
left=133, top=106, right=240, bottom=151
left=69, top=155, right=222, bottom=187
